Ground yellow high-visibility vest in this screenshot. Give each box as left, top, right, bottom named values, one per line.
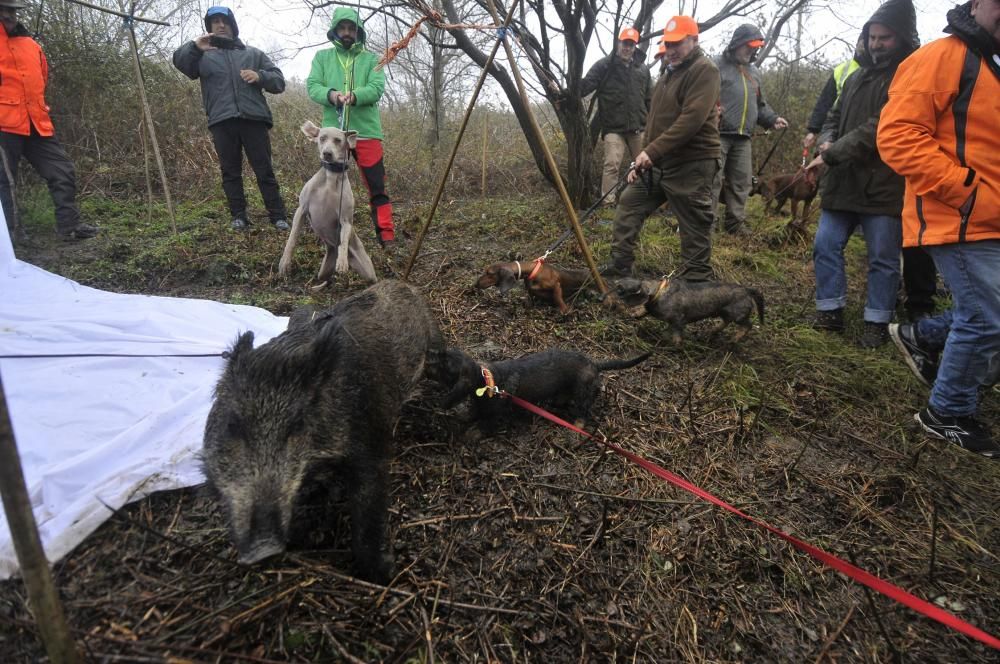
left=833, top=58, right=860, bottom=100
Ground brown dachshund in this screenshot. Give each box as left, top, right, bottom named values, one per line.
left=753, top=163, right=826, bottom=226
left=476, top=260, right=593, bottom=314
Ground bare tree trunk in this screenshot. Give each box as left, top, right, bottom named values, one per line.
left=440, top=0, right=557, bottom=187
left=549, top=97, right=594, bottom=206
left=426, top=1, right=445, bottom=147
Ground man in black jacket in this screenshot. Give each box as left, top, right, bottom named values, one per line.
left=173, top=6, right=288, bottom=231
left=804, top=33, right=937, bottom=321
left=805, top=0, right=919, bottom=348
left=580, top=27, right=652, bottom=206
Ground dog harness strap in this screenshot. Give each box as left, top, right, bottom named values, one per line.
left=651, top=278, right=669, bottom=302
left=514, top=261, right=522, bottom=279
left=322, top=161, right=349, bottom=173
left=475, top=366, right=498, bottom=398
left=527, top=258, right=544, bottom=281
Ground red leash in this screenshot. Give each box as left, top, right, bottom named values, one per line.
left=504, top=393, right=1000, bottom=650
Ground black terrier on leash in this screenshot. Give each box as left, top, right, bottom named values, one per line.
left=440, top=347, right=651, bottom=434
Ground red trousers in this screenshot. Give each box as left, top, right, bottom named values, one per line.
left=354, top=139, right=394, bottom=243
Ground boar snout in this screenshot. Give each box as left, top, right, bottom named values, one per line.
left=235, top=498, right=289, bottom=565
left=238, top=539, right=285, bottom=566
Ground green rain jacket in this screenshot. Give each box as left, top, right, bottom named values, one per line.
left=307, top=7, right=385, bottom=139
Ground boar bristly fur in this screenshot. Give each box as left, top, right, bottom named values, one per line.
left=202, top=280, right=444, bottom=583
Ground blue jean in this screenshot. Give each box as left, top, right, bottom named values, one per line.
left=922, top=240, right=1000, bottom=417
left=813, top=210, right=902, bottom=323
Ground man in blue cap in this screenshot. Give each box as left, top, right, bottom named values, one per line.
left=173, top=6, right=289, bottom=231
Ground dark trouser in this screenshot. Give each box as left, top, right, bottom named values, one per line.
left=354, top=138, right=394, bottom=244
left=0, top=127, right=80, bottom=234
left=902, top=246, right=937, bottom=317
left=208, top=118, right=286, bottom=222
left=611, top=158, right=718, bottom=282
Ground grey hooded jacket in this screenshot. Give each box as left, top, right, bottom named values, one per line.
left=172, top=7, right=285, bottom=128
left=715, top=24, right=779, bottom=137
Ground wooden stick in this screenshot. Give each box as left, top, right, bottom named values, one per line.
left=0, top=373, right=79, bottom=663
left=62, top=0, right=171, bottom=26
left=401, top=1, right=519, bottom=280
left=126, top=22, right=177, bottom=234
left=481, top=107, right=488, bottom=197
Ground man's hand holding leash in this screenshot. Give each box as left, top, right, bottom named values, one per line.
left=628, top=151, right=653, bottom=183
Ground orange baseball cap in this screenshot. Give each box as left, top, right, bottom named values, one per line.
left=661, top=16, right=699, bottom=43
left=654, top=41, right=667, bottom=59
left=619, top=27, right=640, bottom=43
left=747, top=39, right=765, bottom=47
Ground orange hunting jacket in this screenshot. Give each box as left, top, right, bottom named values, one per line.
left=878, top=36, right=1000, bottom=247
left=0, top=25, right=55, bottom=136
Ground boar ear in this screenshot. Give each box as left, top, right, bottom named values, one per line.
left=224, top=331, right=255, bottom=362
left=310, top=318, right=344, bottom=364
left=301, top=120, right=320, bottom=140
left=345, top=130, right=358, bottom=149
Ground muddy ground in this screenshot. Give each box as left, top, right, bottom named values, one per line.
left=1, top=197, right=998, bottom=662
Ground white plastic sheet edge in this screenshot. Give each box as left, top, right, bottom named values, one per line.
left=0, top=215, right=287, bottom=580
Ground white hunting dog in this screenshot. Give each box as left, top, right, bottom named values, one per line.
left=279, top=121, right=377, bottom=287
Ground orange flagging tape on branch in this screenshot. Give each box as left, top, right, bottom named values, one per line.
left=375, top=13, right=500, bottom=71
left=376, top=16, right=430, bottom=71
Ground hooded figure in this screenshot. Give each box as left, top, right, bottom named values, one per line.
left=173, top=6, right=289, bottom=230
left=715, top=24, right=780, bottom=137
left=711, top=23, right=787, bottom=235
left=306, top=6, right=397, bottom=252
left=816, top=0, right=919, bottom=216
left=808, top=0, right=920, bottom=348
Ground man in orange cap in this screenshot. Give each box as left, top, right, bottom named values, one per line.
left=603, top=16, right=721, bottom=281
left=652, top=40, right=668, bottom=77
left=712, top=24, right=787, bottom=236
left=580, top=26, right=651, bottom=206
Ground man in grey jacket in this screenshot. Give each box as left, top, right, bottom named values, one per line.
left=712, top=24, right=787, bottom=236
left=173, top=6, right=288, bottom=231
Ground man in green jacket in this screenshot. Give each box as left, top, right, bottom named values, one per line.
left=603, top=16, right=721, bottom=282
left=307, top=6, right=395, bottom=253
left=580, top=26, right=651, bottom=206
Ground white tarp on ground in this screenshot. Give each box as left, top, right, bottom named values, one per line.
left=0, top=217, right=288, bottom=580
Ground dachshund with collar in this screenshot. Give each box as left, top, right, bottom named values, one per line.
left=752, top=163, right=826, bottom=227
left=615, top=277, right=764, bottom=345
left=476, top=259, right=593, bottom=313
left=440, top=346, right=651, bottom=432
